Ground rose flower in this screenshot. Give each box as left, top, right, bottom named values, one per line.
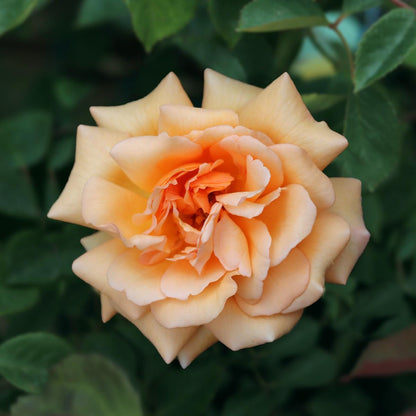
left=48, top=70, right=370, bottom=368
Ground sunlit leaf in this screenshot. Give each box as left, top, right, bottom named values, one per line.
left=355, top=9, right=416, bottom=91
left=238, top=0, right=327, bottom=33
left=11, top=354, right=143, bottom=416
left=338, top=86, right=401, bottom=191
left=125, top=0, right=198, bottom=51
left=0, top=0, right=38, bottom=36
left=0, top=333, right=71, bottom=393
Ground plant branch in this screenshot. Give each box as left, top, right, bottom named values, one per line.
left=307, top=29, right=338, bottom=69
left=329, top=25, right=355, bottom=79
left=390, top=0, right=416, bottom=10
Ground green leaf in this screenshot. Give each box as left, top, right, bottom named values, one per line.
left=125, top=0, right=198, bottom=52
left=208, top=0, right=249, bottom=47
left=154, top=363, right=225, bottom=416
left=238, top=0, right=328, bottom=33
left=338, top=86, right=401, bottom=191
left=403, top=41, right=416, bottom=68
left=53, top=78, right=92, bottom=109
left=0, top=170, right=39, bottom=218
left=307, top=385, right=372, bottom=416
left=6, top=230, right=62, bottom=285
left=174, top=10, right=246, bottom=81
left=48, top=136, right=74, bottom=170
left=302, top=93, right=344, bottom=113
left=10, top=354, right=143, bottom=416
left=277, top=349, right=338, bottom=387
left=0, top=333, right=71, bottom=393
left=354, top=9, right=416, bottom=92
left=0, top=110, right=52, bottom=171
left=77, top=0, right=130, bottom=28
left=0, top=286, right=39, bottom=316
left=0, top=0, right=38, bottom=36
left=342, top=0, right=382, bottom=15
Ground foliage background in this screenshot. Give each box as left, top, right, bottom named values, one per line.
left=0, top=0, right=416, bottom=414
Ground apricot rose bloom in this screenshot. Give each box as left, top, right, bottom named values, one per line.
left=48, top=70, right=370, bottom=367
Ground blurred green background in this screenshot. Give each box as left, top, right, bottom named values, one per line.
left=0, top=0, right=416, bottom=414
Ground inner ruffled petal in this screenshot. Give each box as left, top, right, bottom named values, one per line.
left=214, top=212, right=251, bottom=277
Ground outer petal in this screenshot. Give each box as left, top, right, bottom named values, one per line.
left=202, top=69, right=262, bottom=112
left=90, top=72, right=192, bottom=136
left=129, top=311, right=197, bottom=364
left=47, top=126, right=130, bottom=226
left=177, top=327, right=217, bottom=369
left=82, top=177, right=148, bottom=242
left=161, top=257, right=225, bottom=300
left=239, top=72, right=348, bottom=169
left=107, top=248, right=169, bottom=306
left=151, top=274, right=238, bottom=328
left=100, top=293, right=117, bottom=323
left=72, top=239, right=146, bottom=320
left=236, top=248, right=309, bottom=316
left=81, top=231, right=112, bottom=251
left=271, top=143, right=335, bottom=209
left=283, top=212, right=351, bottom=313
left=208, top=298, right=302, bottom=351
left=260, top=184, right=317, bottom=267
left=158, top=105, right=239, bottom=136
left=326, top=178, right=370, bottom=284
left=110, top=134, right=203, bottom=192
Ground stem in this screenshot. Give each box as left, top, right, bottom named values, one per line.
left=331, top=14, right=347, bottom=27
left=330, top=25, right=355, bottom=79
left=390, top=0, right=416, bottom=10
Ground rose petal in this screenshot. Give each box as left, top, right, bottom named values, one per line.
left=202, top=68, right=261, bottom=112
left=158, top=105, right=239, bottom=136
left=211, top=135, right=283, bottom=192
left=232, top=217, right=271, bottom=302
left=161, top=257, right=226, bottom=300
left=214, top=212, right=251, bottom=277
left=72, top=239, right=146, bottom=320
left=82, top=177, right=149, bottom=245
left=260, top=184, right=317, bottom=267
left=236, top=248, right=310, bottom=316
left=129, top=311, right=197, bottom=364
left=177, top=326, right=217, bottom=369
left=235, top=217, right=271, bottom=282
left=110, top=134, right=203, bottom=192
left=326, top=178, right=370, bottom=284
left=81, top=232, right=112, bottom=251
left=283, top=212, right=351, bottom=313
left=223, top=201, right=265, bottom=218
left=239, top=72, right=348, bottom=169
left=47, top=125, right=130, bottom=226
left=151, top=274, right=238, bottom=328
left=100, top=293, right=117, bottom=323
left=90, top=72, right=192, bottom=136
left=271, top=143, right=335, bottom=209
left=107, top=248, right=169, bottom=306
left=208, top=298, right=302, bottom=351
left=191, top=202, right=222, bottom=273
